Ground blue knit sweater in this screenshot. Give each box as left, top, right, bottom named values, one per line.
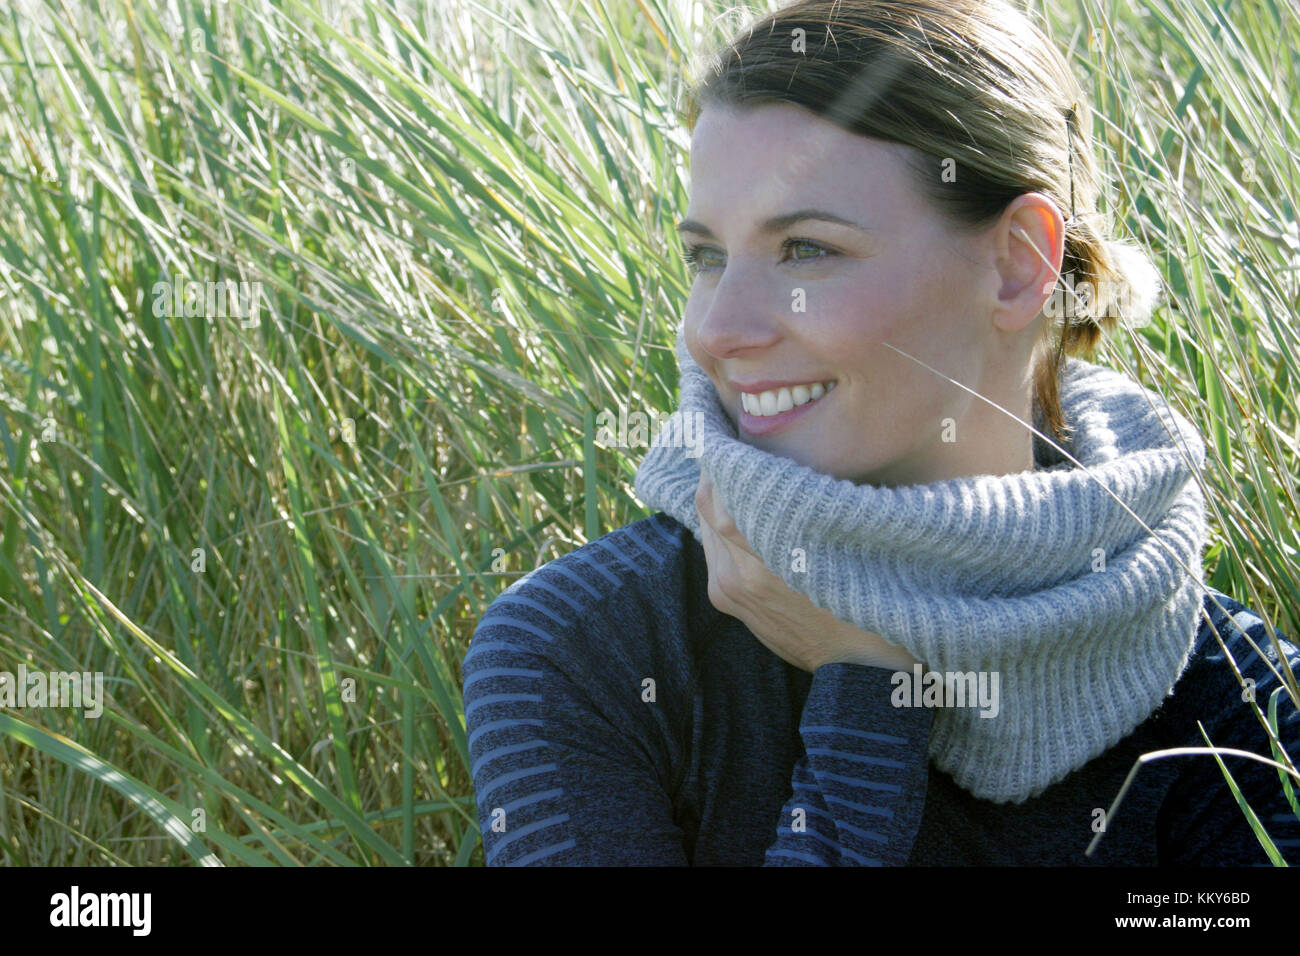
left=462, top=512, right=1300, bottom=865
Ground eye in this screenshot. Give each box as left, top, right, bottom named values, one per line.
left=679, top=239, right=837, bottom=277
left=679, top=244, right=722, bottom=275
left=784, top=238, right=834, bottom=264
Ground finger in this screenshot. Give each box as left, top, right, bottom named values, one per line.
left=708, top=491, right=759, bottom=560
left=704, top=476, right=740, bottom=537
left=698, top=476, right=777, bottom=595
left=703, top=509, right=772, bottom=596
left=699, top=510, right=740, bottom=616
left=695, top=473, right=714, bottom=529
left=710, top=483, right=733, bottom=534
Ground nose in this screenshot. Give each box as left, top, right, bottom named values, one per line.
left=689, top=266, right=783, bottom=360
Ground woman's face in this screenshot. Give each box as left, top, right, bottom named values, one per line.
left=680, top=102, right=1035, bottom=486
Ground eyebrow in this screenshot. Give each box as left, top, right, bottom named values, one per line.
left=674, top=208, right=872, bottom=238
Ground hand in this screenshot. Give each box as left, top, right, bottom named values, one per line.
left=695, top=473, right=921, bottom=674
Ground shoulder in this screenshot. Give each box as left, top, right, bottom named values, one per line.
left=459, top=514, right=706, bottom=865
left=1162, top=587, right=1299, bottom=730
left=1156, top=587, right=1300, bottom=864
left=462, top=512, right=701, bottom=683
left=1182, top=587, right=1299, bottom=701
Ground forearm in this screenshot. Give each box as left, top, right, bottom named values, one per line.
left=765, top=661, right=933, bottom=865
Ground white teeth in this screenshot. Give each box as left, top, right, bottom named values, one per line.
left=741, top=380, right=836, bottom=417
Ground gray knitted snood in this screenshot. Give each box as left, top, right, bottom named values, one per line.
left=634, top=327, right=1208, bottom=803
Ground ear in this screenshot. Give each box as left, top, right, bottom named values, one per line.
left=991, top=193, right=1065, bottom=334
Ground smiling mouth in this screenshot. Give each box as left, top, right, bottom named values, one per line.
left=739, top=380, right=837, bottom=417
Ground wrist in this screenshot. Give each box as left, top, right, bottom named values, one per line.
left=821, top=650, right=915, bottom=672
left=822, top=620, right=919, bottom=672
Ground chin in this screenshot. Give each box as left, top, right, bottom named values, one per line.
left=761, top=439, right=830, bottom=472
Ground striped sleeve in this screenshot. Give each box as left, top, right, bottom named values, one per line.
left=464, top=575, right=936, bottom=865
left=462, top=625, right=689, bottom=865
left=461, top=534, right=695, bottom=865
left=766, top=662, right=933, bottom=866
left=1159, top=595, right=1300, bottom=866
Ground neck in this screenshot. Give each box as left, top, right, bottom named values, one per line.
left=635, top=337, right=1209, bottom=802
left=849, top=376, right=1036, bottom=487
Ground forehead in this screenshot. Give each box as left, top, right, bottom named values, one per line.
left=687, top=102, right=912, bottom=219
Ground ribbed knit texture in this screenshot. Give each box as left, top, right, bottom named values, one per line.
left=634, top=327, right=1209, bottom=803
left=463, top=515, right=1300, bottom=865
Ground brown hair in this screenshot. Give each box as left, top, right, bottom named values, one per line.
left=681, top=0, right=1160, bottom=446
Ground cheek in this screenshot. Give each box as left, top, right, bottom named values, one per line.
left=807, top=268, right=915, bottom=351
left=825, top=256, right=979, bottom=355
left=814, top=268, right=960, bottom=419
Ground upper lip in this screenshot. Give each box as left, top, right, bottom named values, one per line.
left=727, top=378, right=835, bottom=393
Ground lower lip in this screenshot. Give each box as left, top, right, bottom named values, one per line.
left=738, top=389, right=833, bottom=436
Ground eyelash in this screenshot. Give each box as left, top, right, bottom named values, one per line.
left=679, top=238, right=837, bottom=275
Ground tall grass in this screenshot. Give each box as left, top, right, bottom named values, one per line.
left=0, top=0, right=1295, bottom=865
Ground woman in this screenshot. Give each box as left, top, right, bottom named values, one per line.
left=462, top=0, right=1299, bottom=865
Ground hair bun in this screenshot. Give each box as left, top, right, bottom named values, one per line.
left=1098, top=239, right=1162, bottom=329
